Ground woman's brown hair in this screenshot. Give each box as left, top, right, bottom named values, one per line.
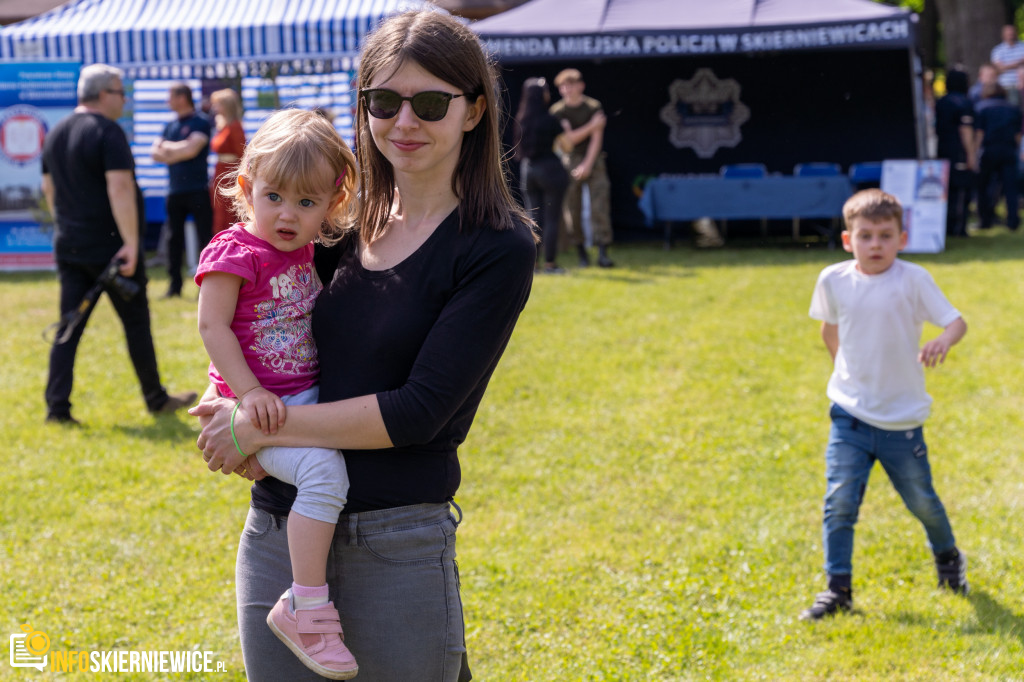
left=355, top=10, right=534, bottom=243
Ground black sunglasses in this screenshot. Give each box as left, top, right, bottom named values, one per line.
left=361, top=89, right=470, bottom=122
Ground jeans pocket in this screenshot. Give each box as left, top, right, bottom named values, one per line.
left=361, top=518, right=453, bottom=565
left=908, top=428, right=927, bottom=458
left=241, top=507, right=276, bottom=539
left=829, top=403, right=856, bottom=428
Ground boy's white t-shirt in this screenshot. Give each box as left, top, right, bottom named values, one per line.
left=809, top=258, right=961, bottom=430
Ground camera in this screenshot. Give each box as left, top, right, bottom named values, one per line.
left=99, top=257, right=141, bottom=301
left=44, top=256, right=142, bottom=345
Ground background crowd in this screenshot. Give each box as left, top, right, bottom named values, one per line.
left=932, top=23, right=1024, bottom=238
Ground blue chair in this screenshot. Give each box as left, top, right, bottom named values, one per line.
left=720, top=163, right=767, bottom=179
left=793, top=163, right=845, bottom=244
left=794, top=162, right=842, bottom=177
left=719, top=164, right=768, bottom=237
left=848, top=162, right=883, bottom=189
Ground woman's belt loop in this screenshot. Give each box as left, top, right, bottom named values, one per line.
left=449, top=498, right=463, bottom=527
left=347, top=512, right=359, bottom=547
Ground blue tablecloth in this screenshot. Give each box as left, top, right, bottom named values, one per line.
left=639, top=175, right=854, bottom=224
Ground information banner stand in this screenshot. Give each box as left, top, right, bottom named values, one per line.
left=881, top=159, right=949, bottom=254
left=0, top=62, right=79, bottom=271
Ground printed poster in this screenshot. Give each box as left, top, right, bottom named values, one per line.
left=881, top=159, right=948, bottom=254
left=0, top=62, right=79, bottom=270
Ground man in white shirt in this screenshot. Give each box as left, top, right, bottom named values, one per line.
left=991, top=24, right=1024, bottom=105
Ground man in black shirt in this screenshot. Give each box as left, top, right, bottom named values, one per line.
left=41, top=64, right=196, bottom=424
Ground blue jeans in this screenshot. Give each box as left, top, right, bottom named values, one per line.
left=236, top=502, right=470, bottom=681
left=822, top=404, right=956, bottom=577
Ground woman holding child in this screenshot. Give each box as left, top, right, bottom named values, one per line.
left=192, top=10, right=537, bottom=680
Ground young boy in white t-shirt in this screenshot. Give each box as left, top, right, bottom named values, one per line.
left=802, top=189, right=969, bottom=621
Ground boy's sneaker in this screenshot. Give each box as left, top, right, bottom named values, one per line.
left=799, top=588, right=852, bottom=621
left=936, top=551, right=969, bottom=594
left=266, top=590, right=358, bottom=680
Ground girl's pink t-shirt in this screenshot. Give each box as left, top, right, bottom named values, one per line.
left=195, top=223, right=321, bottom=399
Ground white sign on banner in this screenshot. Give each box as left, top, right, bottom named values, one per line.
left=881, top=159, right=948, bottom=253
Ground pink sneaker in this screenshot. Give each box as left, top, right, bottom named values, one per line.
left=266, top=590, right=358, bottom=679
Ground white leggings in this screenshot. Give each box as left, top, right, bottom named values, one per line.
left=255, top=386, right=348, bottom=524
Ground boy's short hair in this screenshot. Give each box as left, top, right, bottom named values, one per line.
left=554, top=68, right=582, bottom=87
left=842, top=188, right=904, bottom=232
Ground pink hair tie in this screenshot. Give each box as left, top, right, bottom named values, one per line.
left=335, top=166, right=347, bottom=187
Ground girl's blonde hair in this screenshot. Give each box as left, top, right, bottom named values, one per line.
left=210, top=88, right=242, bottom=121
left=222, top=108, right=358, bottom=245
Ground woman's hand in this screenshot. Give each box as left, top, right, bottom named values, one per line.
left=241, top=455, right=268, bottom=481
left=189, top=390, right=255, bottom=476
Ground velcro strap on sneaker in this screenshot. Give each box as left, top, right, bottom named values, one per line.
left=295, top=607, right=343, bottom=635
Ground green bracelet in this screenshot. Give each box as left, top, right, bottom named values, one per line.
left=230, top=402, right=247, bottom=458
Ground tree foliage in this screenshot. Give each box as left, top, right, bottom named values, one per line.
left=873, top=0, right=1019, bottom=75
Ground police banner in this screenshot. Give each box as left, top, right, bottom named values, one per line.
left=483, top=18, right=912, bottom=62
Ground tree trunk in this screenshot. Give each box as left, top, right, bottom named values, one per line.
left=918, top=0, right=939, bottom=69
left=935, top=0, right=1007, bottom=78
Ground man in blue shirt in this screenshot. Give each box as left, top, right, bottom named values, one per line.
left=151, top=83, right=212, bottom=297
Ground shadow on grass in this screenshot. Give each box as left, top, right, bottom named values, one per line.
left=578, top=269, right=693, bottom=284
left=0, top=270, right=55, bottom=284
left=112, top=414, right=198, bottom=446
left=624, top=265, right=697, bottom=281
left=617, top=228, right=1024, bottom=268
left=965, top=589, right=1024, bottom=648
left=891, top=588, right=1024, bottom=648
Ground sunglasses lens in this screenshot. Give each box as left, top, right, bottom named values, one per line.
left=363, top=90, right=454, bottom=121
left=366, top=90, right=402, bottom=119
left=410, top=93, right=450, bottom=121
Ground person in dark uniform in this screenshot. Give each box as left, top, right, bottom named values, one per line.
left=974, top=82, right=1022, bottom=231
left=934, top=69, right=977, bottom=237
left=151, top=82, right=213, bottom=297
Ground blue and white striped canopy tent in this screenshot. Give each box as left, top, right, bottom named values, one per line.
left=0, top=0, right=434, bottom=77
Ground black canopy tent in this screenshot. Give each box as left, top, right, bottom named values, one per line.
left=473, top=0, right=922, bottom=231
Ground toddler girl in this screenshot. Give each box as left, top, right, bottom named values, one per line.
left=195, top=108, right=359, bottom=679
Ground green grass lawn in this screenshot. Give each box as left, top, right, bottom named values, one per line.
left=2, top=232, right=1023, bottom=681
